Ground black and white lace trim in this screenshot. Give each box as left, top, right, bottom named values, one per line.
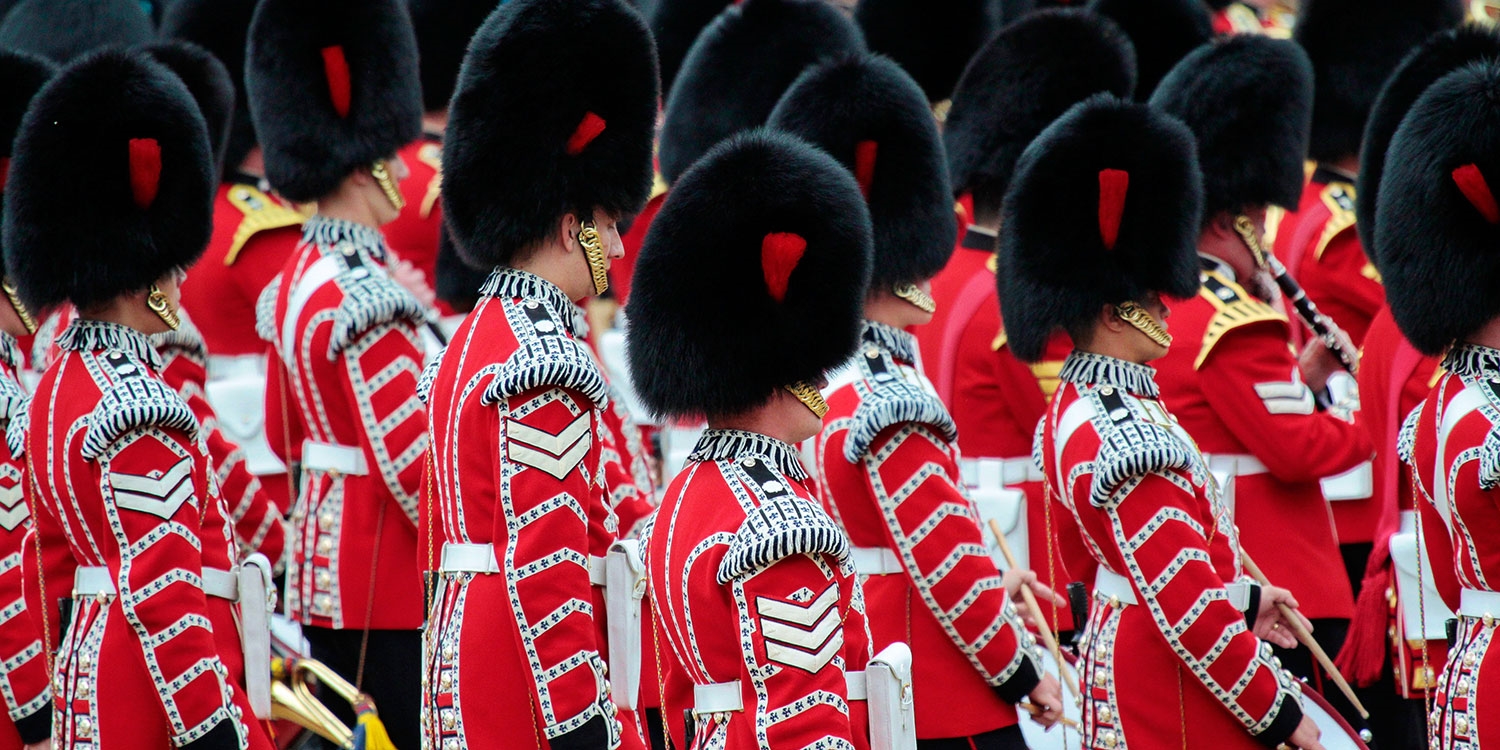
left=1444, top=344, right=1500, bottom=381
left=58, top=319, right=163, bottom=370
left=0, top=333, right=20, bottom=371
left=689, top=429, right=808, bottom=481
left=1059, top=351, right=1159, bottom=399
left=480, top=268, right=587, bottom=338
left=304, top=214, right=389, bottom=261
left=862, top=320, right=918, bottom=364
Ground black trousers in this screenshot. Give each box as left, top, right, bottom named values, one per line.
left=302, top=626, right=422, bottom=750
left=919, top=724, right=1029, bottom=749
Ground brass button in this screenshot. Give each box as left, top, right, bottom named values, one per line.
left=1102, top=729, right=1118, bottom=748
left=441, top=709, right=456, bottom=731
left=1093, top=671, right=1107, bottom=688
left=439, top=671, right=452, bottom=690
left=442, top=645, right=455, bottom=661
left=77, top=717, right=94, bottom=738
left=1098, top=705, right=1113, bottom=723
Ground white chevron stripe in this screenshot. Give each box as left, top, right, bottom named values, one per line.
left=766, top=628, right=844, bottom=673
left=111, top=457, right=195, bottom=519
left=1253, top=381, right=1315, bottom=415
left=755, top=585, right=839, bottom=626
left=762, top=605, right=840, bottom=647
left=0, top=504, right=26, bottom=531
left=508, top=434, right=591, bottom=480
left=508, top=413, right=591, bottom=456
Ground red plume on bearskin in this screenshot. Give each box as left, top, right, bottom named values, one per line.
left=1096, top=168, right=1128, bottom=250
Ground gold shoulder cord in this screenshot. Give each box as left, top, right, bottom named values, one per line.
left=577, top=220, right=610, bottom=296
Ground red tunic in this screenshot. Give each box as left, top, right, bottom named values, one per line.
left=646, top=429, right=873, bottom=749
left=815, top=322, right=1042, bottom=738
left=26, top=320, right=271, bottom=750
left=0, top=335, right=49, bottom=747
left=1406, top=344, right=1500, bottom=748
left=420, top=268, right=639, bottom=748
left=259, top=216, right=428, bottom=630
left=1155, top=265, right=1365, bottom=618
left=913, top=225, right=995, bottom=399
left=385, top=135, right=450, bottom=316
left=1281, top=166, right=1383, bottom=348
left=1039, top=352, right=1304, bottom=748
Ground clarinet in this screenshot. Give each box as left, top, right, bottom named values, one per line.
left=1265, top=254, right=1360, bottom=375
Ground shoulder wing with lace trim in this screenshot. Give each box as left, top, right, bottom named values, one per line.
left=483, top=301, right=608, bottom=409
left=718, top=456, right=850, bottom=584
left=417, top=345, right=446, bottom=406
left=1478, top=382, right=1500, bottom=491
left=1195, top=272, right=1288, bottom=370
left=82, top=353, right=200, bottom=460
left=328, top=262, right=428, bottom=353
left=255, top=276, right=281, bottom=344
left=843, top=374, right=957, bottom=463
left=1398, top=401, right=1424, bottom=467
left=3, top=392, right=27, bottom=459
left=1089, top=388, right=1198, bottom=507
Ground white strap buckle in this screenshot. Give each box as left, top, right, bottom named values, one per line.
left=693, top=672, right=867, bottom=716
left=439, top=542, right=501, bottom=574
left=301, top=441, right=369, bottom=476
left=1459, top=588, right=1500, bottom=619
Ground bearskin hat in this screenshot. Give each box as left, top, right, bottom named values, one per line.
left=4, top=48, right=214, bottom=311
left=628, top=129, right=873, bottom=419
left=443, top=0, right=657, bottom=269
left=410, top=0, right=500, bottom=112
left=769, top=54, right=954, bottom=290
left=1087, top=0, right=1211, bottom=100
left=246, top=0, right=422, bottom=203
left=1356, top=24, right=1500, bottom=261
left=0, top=0, right=152, bottom=65
left=648, top=0, right=730, bottom=96
left=144, top=42, right=235, bottom=177
left=998, top=94, right=1202, bottom=362
left=853, top=0, right=1001, bottom=104
left=0, top=49, right=54, bottom=276
left=944, top=9, right=1135, bottom=201
left=435, top=227, right=488, bottom=313
left=657, top=0, right=865, bottom=185
left=1150, top=35, right=1313, bottom=220
left=159, top=0, right=260, bottom=182
left=1380, top=62, right=1500, bottom=354
left=1295, top=0, right=1465, bottom=163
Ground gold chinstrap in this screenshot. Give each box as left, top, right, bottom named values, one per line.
left=147, top=284, right=181, bottom=330
left=1, top=279, right=36, bottom=335
left=578, top=219, right=610, bottom=296
left=371, top=160, right=406, bottom=212
left=892, top=283, right=937, bottom=313
left=1115, top=300, right=1171, bottom=348
left=784, top=380, right=829, bottom=419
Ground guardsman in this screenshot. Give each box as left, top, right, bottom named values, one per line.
left=852, top=0, right=1000, bottom=119
left=1004, top=93, right=1316, bottom=750
left=161, top=0, right=306, bottom=512
left=1087, top=0, right=1212, bottom=100
left=246, top=0, right=429, bottom=744
left=772, top=54, right=1061, bottom=747
left=1148, top=36, right=1373, bottom=722
left=0, top=0, right=151, bottom=66
left=6, top=48, right=274, bottom=750
left=1383, top=60, right=1500, bottom=750
left=631, top=128, right=884, bottom=750
left=419, top=0, right=658, bottom=747
left=916, top=9, right=1135, bottom=636
left=0, top=48, right=51, bottom=750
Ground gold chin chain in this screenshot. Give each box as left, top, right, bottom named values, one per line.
left=892, top=283, right=937, bottom=313
left=1231, top=214, right=1270, bottom=271
left=1115, top=300, right=1171, bottom=348
left=784, top=381, right=829, bottom=419
left=1, top=279, right=36, bottom=335
left=147, top=284, right=181, bottom=330
left=578, top=219, right=610, bottom=296
left=371, top=160, right=406, bottom=212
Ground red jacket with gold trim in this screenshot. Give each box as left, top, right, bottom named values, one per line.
left=1281, top=166, right=1384, bottom=348
left=385, top=135, right=450, bottom=316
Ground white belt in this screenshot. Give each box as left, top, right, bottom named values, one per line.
left=851, top=547, right=903, bottom=576
left=73, top=565, right=239, bottom=600
left=301, top=441, right=369, bottom=476
left=1094, top=568, right=1253, bottom=611
left=1203, top=453, right=1269, bottom=478
left=206, top=354, right=266, bottom=382
left=439, top=542, right=607, bottom=586
left=1459, top=588, right=1500, bottom=619
left=693, top=672, right=867, bottom=714
left=960, top=457, right=1043, bottom=489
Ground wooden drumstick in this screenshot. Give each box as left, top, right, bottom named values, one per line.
left=1240, top=551, right=1370, bottom=720
left=986, top=519, right=1080, bottom=700
left=1021, top=702, right=1081, bottom=730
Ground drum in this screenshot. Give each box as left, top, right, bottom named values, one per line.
left=1299, top=685, right=1370, bottom=750
left=1017, top=651, right=1084, bottom=750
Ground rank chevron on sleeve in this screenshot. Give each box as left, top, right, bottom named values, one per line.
left=109, top=455, right=196, bottom=519
left=757, top=583, right=844, bottom=673
left=506, top=412, right=592, bottom=480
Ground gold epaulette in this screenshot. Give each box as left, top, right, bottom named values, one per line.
left=224, top=184, right=305, bottom=265
left=1314, top=180, right=1357, bottom=261
left=649, top=171, right=669, bottom=202
left=1195, top=271, right=1288, bottom=369
left=1031, top=359, right=1064, bottom=399
left=417, top=141, right=443, bottom=219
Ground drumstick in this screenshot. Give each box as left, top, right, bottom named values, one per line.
left=1020, top=702, right=1081, bottom=730
left=1240, top=552, right=1370, bottom=720
left=986, top=519, right=1080, bottom=700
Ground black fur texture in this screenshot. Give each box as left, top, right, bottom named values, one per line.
left=854, top=0, right=1001, bottom=104
left=627, top=129, right=873, bottom=419
left=1357, top=24, right=1500, bottom=264
left=4, top=48, right=214, bottom=311
left=1295, top=0, right=1465, bottom=163
left=1380, top=62, right=1500, bottom=354
left=769, top=54, right=954, bottom=289
left=159, top=0, right=260, bottom=181
left=0, top=49, right=54, bottom=274
left=657, top=0, right=865, bottom=185
left=246, top=0, right=422, bottom=202
left=145, top=41, right=235, bottom=178
left=1150, top=35, right=1312, bottom=219
left=648, top=0, right=729, bottom=97
left=410, top=0, right=500, bottom=112
left=434, top=226, right=487, bottom=313
left=944, top=9, right=1135, bottom=200
left=0, top=0, right=152, bottom=65
left=443, top=0, right=658, bottom=269
left=998, top=95, right=1202, bottom=362
left=1087, top=0, right=1211, bottom=101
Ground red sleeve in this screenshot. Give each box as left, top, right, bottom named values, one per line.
left=0, top=453, right=48, bottom=740
left=263, top=347, right=305, bottom=467
left=599, top=397, right=657, bottom=539
left=338, top=321, right=429, bottom=528
left=1299, top=230, right=1384, bottom=346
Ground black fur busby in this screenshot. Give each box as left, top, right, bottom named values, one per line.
left=998, top=94, right=1202, bottom=362
left=943, top=9, right=1136, bottom=202
left=144, top=42, right=234, bottom=178
left=627, top=129, right=873, bottom=418
left=1356, top=24, right=1500, bottom=262
left=1295, top=0, right=1465, bottom=164
left=657, top=0, right=865, bottom=185
left=769, top=54, right=954, bottom=290
left=1087, top=0, right=1210, bottom=101
left=1149, top=35, right=1312, bottom=220
left=1380, top=62, right=1500, bottom=354
left=853, top=0, right=1001, bottom=104
left=443, top=0, right=657, bottom=269
left=410, top=0, right=500, bottom=112
left=0, top=0, right=152, bottom=65
left=245, top=0, right=422, bottom=202
left=0, top=49, right=54, bottom=275
left=159, top=0, right=259, bottom=182
left=648, top=0, right=730, bottom=96
left=4, top=48, right=214, bottom=311
left=435, top=226, right=488, bottom=313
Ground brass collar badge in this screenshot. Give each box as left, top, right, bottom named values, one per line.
left=1115, top=300, right=1171, bottom=348
left=785, top=380, right=829, bottom=419
left=578, top=219, right=610, bottom=296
